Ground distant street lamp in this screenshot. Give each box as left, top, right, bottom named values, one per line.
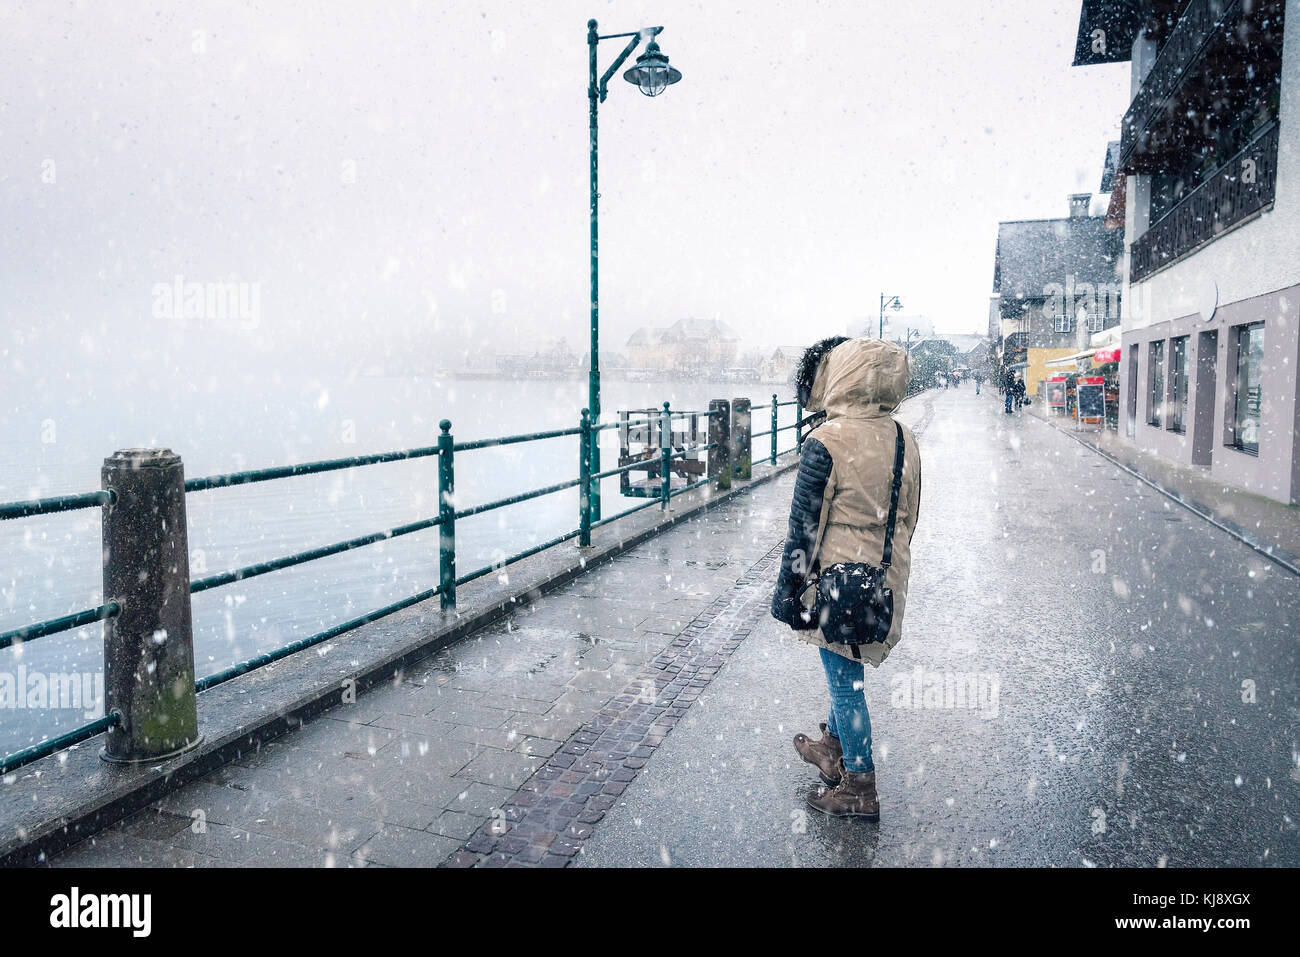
left=905, top=327, right=921, bottom=354
left=587, top=19, right=682, bottom=522
left=879, top=293, right=903, bottom=339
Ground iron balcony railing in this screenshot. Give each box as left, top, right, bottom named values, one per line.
left=0, top=393, right=814, bottom=773
left=1129, top=120, right=1280, bottom=282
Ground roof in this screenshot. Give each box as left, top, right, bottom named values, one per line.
left=992, top=215, right=1122, bottom=303
left=1071, top=0, right=1142, bottom=66
left=770, top=345, right=807, bottom=359
left=933, top=334, right=987, bottom=354
left=660, top=318, right=739, bottom=342
left=626, top=326, right=660, bottom=347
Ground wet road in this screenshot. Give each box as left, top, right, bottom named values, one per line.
left=578, top=386, right=1300, bottom=867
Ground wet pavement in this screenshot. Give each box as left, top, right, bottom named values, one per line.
left=47, top=386, right=1300, bottom=866
left=578, top=386, right=1299, bottom=867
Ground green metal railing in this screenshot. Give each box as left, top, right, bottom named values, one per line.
left=0, top=393, right=809, bottom=773
left=752, top=395, right=823, bottom=465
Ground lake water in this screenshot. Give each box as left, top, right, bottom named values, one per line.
left=0, top=371, right=798, bottom=756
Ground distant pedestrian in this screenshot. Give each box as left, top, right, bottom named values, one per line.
left=1003, top=370, right=1015, bottom=413
left=773, top=337, right=922, bottom=820
left=1013, top=375, right=1026, bottom=411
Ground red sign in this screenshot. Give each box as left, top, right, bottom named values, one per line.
left=1093, top=347, right=1120, bottom=364
left=1079, top=375, right=1105, bottom=386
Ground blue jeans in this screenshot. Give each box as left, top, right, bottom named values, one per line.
left=819, top=647, right=874, bottom=773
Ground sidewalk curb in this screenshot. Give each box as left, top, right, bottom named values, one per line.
left=1029, top=412, right=1300, bottom=578
left=1, top=456, right=803, bottom=867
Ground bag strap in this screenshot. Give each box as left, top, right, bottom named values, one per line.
left=880, top=422, right=907, bottom=569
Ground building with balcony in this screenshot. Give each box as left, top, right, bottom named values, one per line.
left=1074, top=0, right=1300, bottom=505
left=990, top=194, right=1125, bottom=393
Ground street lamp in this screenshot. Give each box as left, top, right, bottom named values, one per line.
left=587, top=19, right=682, bottom=522
left=879, top=293, right=903, bottom=339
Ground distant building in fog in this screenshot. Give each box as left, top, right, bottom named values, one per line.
left=624, top=319, right=741, bottom=379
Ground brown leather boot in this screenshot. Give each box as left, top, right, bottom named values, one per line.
left=793, top=722, right=843, bottom=786
left=806, top=760, right=880, bottom=820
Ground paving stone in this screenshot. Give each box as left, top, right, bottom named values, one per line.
left=238, top=797, right=376, bottom=856
left=517, top=737, right=562, bottom=758
left=425, top=700, right=514, bottom=729
left=114, top=808, right=196, bottom=842
left=356, top=825, right=462, bottom=867
left=430, top=810, right=487, bottom=842
left=51, top=830, right=217, bottom=869
left=502, top=712, right=586, bottom=742
left=168, top=819, right=334, bottom=867
left=449, top=724, right=524, bottom=751
left=447, top=781, right=517, bottom=817
left=477, top=693, right=554, bottom=714
left=454, top=749, right=542, bottom=789
left=363, top=713, right=460, bottom=738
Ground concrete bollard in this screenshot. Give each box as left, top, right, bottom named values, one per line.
left=100, top=449, right=202, bottom=763
left=708, top=399, right=731, bottom=491
left=730, top=398, right=752, bottom=481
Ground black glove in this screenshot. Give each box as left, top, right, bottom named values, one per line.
left=771, top=581, right=818, bottom=630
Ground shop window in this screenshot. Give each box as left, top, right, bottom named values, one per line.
left=1169, top=336, right=1188, bottom=433
left=1147, top=340, right=1165, bottom=427
left=1231, top=323, right=1264, bottom=455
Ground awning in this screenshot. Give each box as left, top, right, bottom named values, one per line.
left=1090, top=326, right=1120, bottom=348
left=1046, top=349, right=1095, bottom=368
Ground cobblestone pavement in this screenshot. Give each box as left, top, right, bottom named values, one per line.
left=446, top=544, right=782, bottom=866
left=46, top=449, right=801, bottom=867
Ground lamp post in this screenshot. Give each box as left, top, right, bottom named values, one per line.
left=879, top=293, right=903, bottom=339
left=587, top=19, right=682, bottom=523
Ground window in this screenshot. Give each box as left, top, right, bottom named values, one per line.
left=1169, top=336, right=1188, bottom=432
left=1148, top=340, right=1165, bottom=427
left=1232, top=323, right=1264, bottom=454
left=1054, top=312, right=1073, bottom=334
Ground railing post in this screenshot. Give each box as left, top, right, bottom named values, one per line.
left=100, top=448, right=202, bottom=763
left=795, top=400, right=804, bottom=453
left=438, top=420, right=456, bottom=611
left=660, top=401, right=672, bottom=509
left=579, top=408, right=592, bottom=547
left=731, top=397, right=751, bottom=481
left=771, top=394, right=779, bottom=464
left=708, top=399, right=731, bottom=491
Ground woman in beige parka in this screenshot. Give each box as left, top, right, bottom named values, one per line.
left=771, top=336, right=922, bottom=819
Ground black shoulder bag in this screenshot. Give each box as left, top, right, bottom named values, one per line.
left=812, top=422, right=906, bottom=659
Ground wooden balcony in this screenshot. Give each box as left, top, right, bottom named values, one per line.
left=1120, top=0, right=1240, bottom=171
left=1129, top=121, right=1279, bottom=282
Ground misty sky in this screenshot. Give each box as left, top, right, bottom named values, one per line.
left=1, top=0, right=1130, bottom=376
